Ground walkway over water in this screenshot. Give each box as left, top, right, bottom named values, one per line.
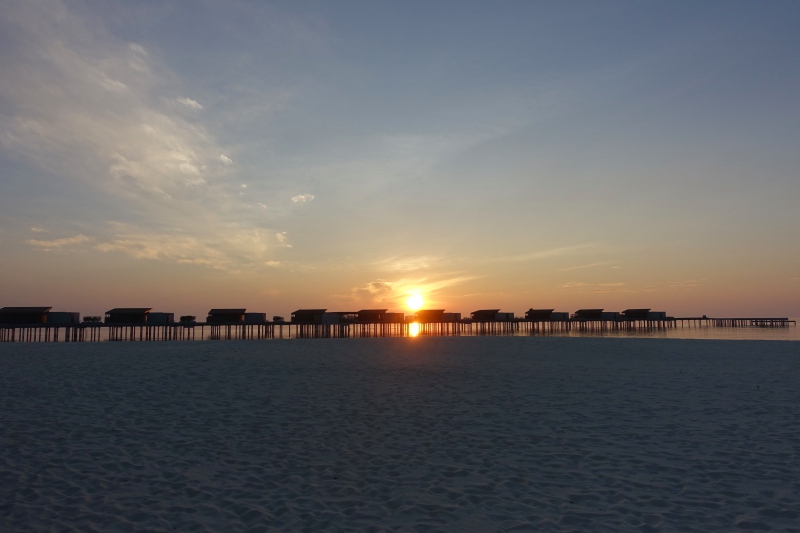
left=1, top=316, right=795, bottom=342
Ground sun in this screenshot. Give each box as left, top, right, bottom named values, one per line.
left=406, top=293, right=424, bottom=311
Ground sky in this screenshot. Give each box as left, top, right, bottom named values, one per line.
left=1, top=0, right=799, bottom=319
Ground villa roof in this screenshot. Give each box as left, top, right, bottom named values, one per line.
left=0, top=306, right=52, bottom=313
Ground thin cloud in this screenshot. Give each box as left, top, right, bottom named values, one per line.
left=0, top=3, right=291, bottom=273
left=26, top=234, right=90, bottom=250
left=666, top=279, right=708, bottom=289
left=177, top=97, right=203, bottom=110
left=557, top=281, right=626, bottom=293
left=291, top=193, right=314, bottom=203
left=344, top=274, right=478, bottom=309
left=487, top=243, right=602, bottom=265
left=275, top=232, right=292, bottom=248
left=560, top=261, right=614, bottom=272
left=94, top=223, right=283, bottom=272
left=372, top=255, right=438, bottom=272
left=349, top=281, right=395, bottom=304
left=1, top=29, right=217, bottom=201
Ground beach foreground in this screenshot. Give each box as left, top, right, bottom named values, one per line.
left=1, top=337, right=799, bottom=532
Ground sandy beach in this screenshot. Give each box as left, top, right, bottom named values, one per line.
left=1, top=337, right=799, bottom=532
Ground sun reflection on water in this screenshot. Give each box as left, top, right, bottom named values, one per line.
left=409, top=322, right=420, bottom=337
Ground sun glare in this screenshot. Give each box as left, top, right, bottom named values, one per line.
left=406, top=293, right=424, bottom=311
left=409, top=322, right=420, bottom=337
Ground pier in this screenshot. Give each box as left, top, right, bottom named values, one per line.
left=1, top=313, right=794, bottom=343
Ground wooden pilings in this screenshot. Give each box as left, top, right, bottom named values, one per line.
left=0, top=316, right=795, bottom=343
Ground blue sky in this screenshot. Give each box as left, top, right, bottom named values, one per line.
left=1, top=1, right=798, bottom=318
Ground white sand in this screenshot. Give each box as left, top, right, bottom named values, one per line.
left=1, top=337, right=799, bottom=532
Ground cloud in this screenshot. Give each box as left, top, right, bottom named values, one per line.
left=177, top=97, right=203, bottom=109
left=554, top=279, right=708, bottom=294
left=0, top=23, right=220, bottom=202
left=557, top=281, right=626, bottom=293
left=0, top=2, right=239, bottom=204
left=665, top=279, right=707, bottom=289
left=26, top=234, right=90, bottom=250
left=0, top=3, right=290, bottom=272
left=30, top=227, right=46, bottom=233
left=560, top=261, right=614, bottom=272
left=486, top=243, right=602, bottom=265
left=291, top=193, right=314, bottom=203
left=344, top=274, right=477, bottom=308
left=94, top=223, right=282, bottom=272
left=275, top=231, right=292, bottom=248
left=372, top=255, right=438, bottom=272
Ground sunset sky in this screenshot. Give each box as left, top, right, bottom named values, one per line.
left=1, top=1, right=798, bottom=319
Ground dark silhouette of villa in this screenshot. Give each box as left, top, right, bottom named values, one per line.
left=105, top=308, right=151, bottom=324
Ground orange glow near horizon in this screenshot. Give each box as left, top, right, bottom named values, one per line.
left=408, top=322, right=420, bottom=337
left=406, top=293, right=424, bottom=311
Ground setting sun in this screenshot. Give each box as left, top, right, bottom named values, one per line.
left=406, top=293, right=424, bottom=311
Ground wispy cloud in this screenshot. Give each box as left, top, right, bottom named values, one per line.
left=486, top=243, right=602, bottom=265
left=275, top=232, right=292, bottom=248
left=341, top=274, right=478, bottom=308
left=0, top=2, right=291, bottom=271
left=0, top=10, right=222, bottom=203
left=94, top=223, right=284, bottom=272
left=554, top=279, right=708, bottom=294
left=372, top=255, right=439, bottom=272
left=348, top=281, right=395, bottom=304
left=291, top=193, right=314, bottom=203
left=557, top=281, right=626, bottom=293
left=26, top=234, right=90, bottom=250
left=177, top=97, right=203, bottom=109
left=665, top=279, right=707, bottom=290
left=560, top=261, right=614, bottom=272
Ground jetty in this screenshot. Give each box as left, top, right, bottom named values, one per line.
left=0, top=306, right=794, bottom=343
